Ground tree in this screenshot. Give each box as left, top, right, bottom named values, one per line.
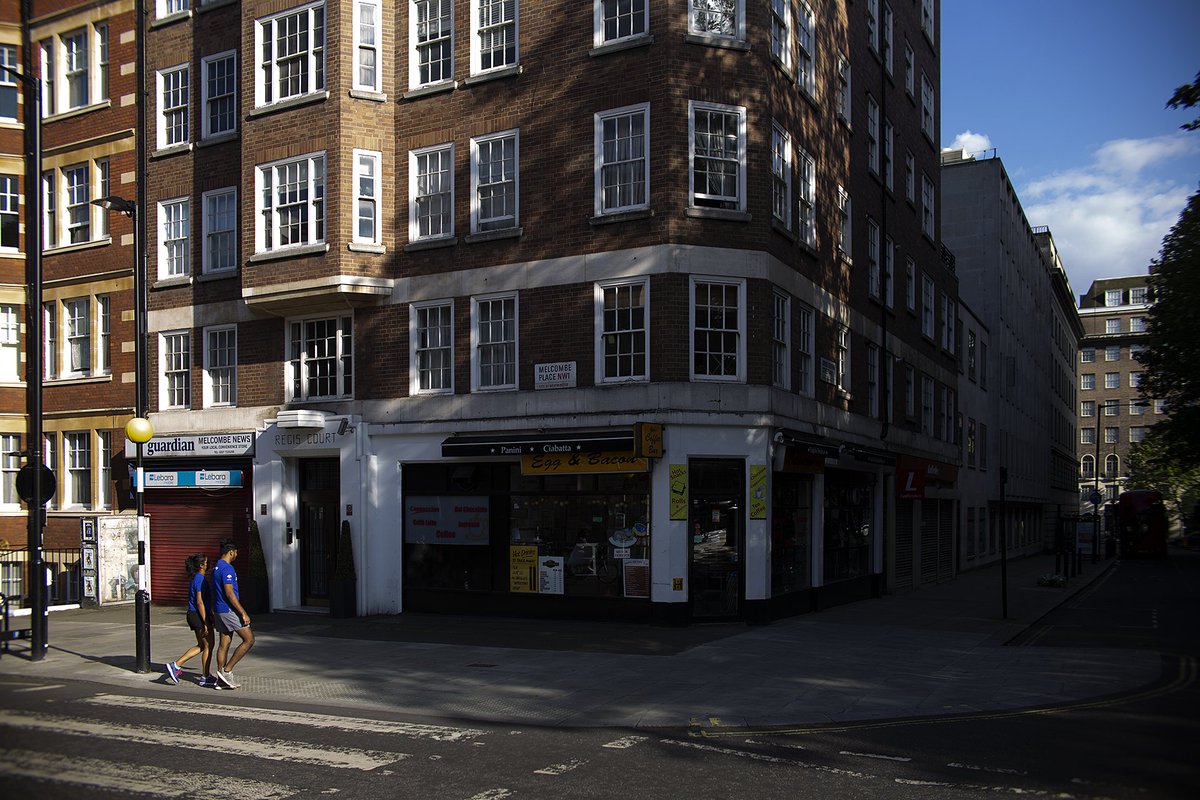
left=1126, top=427, right=1200, bottom=531
left=1167, top=71, right=1200, bottom=131
left=1139, top=190, right=1200, bottom=464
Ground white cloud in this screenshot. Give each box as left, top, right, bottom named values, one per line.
left=1017, top=133, right=1199, bottom=294
left=945, top=130, right=994, bottom=156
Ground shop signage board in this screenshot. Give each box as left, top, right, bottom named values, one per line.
left=623, top=559, right=650, bottom=598
left=534, top=361, right=577, bottom=389
left=125, top=432, right=254, bottom=459
left=443, top=429, right=635, bottom=457
left=749, top=465, right=768, bottom=519
left=538, top=556, right=564, bottom=594
left=510, top=545, right=538, bottom=592
left=669, top=464, right=688, bottom=520
left=139, top=470, right=244, bottom=488
left=404, top=496, right=490, bottom=545
left=520, top=452, right=648, bottom=475
left=634, top=422, right=664, bottom=458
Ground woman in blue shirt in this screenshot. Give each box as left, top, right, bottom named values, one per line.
left=164, top=554, right=218, bottom=688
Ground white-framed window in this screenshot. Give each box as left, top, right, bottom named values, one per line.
left=771, top=123, right=791, bottom=227
left=942, top=386, right=954, bottom=441
left=797, top=147, right=815, bottom=246
left=1130, top=286, right=1148, bottom=305
left=0, top=304, right=18, bottom=381
left=42, top=24, right=109, bottom=114
left=410, top=143, right=454, bottom=241
left=770, top=0, right=791, bottom=71
left=353, top=0, right=381, bottom=93
left=64, top=298, right=90, bottom=376
left=1081, top=400, right=1095, bottom=417
left=98, top=429, right=111, bottom=510
left=202, top=187, right=237, bottom=273
left=904, top=364, right=915, bottom=416
left=796, top=1, right=815, bottom=96
left=867, top=343, right=879, bottom=418
left=883, top=236, right=894, bottom=308
left=160, top=330, right=191, bottom=409
left=0, top=434, right=20, bottom=507
left=65, top=164, right=89, bottom=244
left=1080, top=427, right=1095, bottom=445
left=1080, top=454, right=1095, bottom=479
left=921, top=0, right=934, bottom=40
left=691, top=277, right=745, bottom=382
left=255, top=152, right=326, bottom=253
left=1102, top=400, right=1119, bottom=417
left=471, top=129, right=519, bottom=233
left=596, top=279, right=648, bottom=384
left=921, top=375, right=934, bottom=435
left=471, top=0, right=519, bottom=75
left=689, top=0, right=744, bottom=40
left=1105, top=318, right=1120, bottom=334
left=1081, top=373, right=1095, bottom=390
left=596, top=0, right=648, bottom=47
left=203, top=325, right=237, bottom=407
left=288, top=314, right=353, bottom=401
left=156, top=65, right=189, bottom=149
left=836, top=55, right=851, bottom=121
left=1130, top=426, right=1146, bottom=444
left=904, top=41, right=914, bottom=95
left=867, top=218, right=880, bottom=298
left=44, top=296, right=107, bottom=380
left=1130, top=316, right=1147, bottom=333
left=866, top=0, right=879, bottom=51
left=412, top=0, right=454, bottom=87
left=1104, top=345, right=1120, bottom=361
left=1104, top=427, right=1119, bottom=446
left=43, top=434, right=57, bottom=510
left=1080, top=347, right=1095, bottom=363
left=905, top=150, right=915, bottom=203
left=410, top=300, right=454, bottom=394
left=836, top=325, right=850, bottom=393
left=689, top=101, right=746, bottom=211
left=1130, top=344, right=1146, bottom=361
left=1129, top=399, right=1146, bottom=416
left=0, top=46, right=17, bottom=122
left=921, top=275, right=934, bottom=338
left=156, top=0, right=190, bottom=17
left=64, top=431, right=91, bottom=509
left=0, top=174, right=18, bottom=251
left=157, top=198, right=190, bottom=279
left=867, top=96, right=879, bottom=174
left=595, top=103, right=649, bottom=215
left=796, top=302, right=813, bottom=395
left=353, top=149, right=382, bottom=245
left=921, top=173, right=935, bottom=238
left=881, top=3, right=893, bottom=72
left=1104, top=372, right=1119, bottom=389
left=939, top=293, right=950, bottom=350
left=905, top=257, right=915, bottom=311
left=772, top=291, right=789, bottom=389
left=883, top=120, right=894, bottom=191
left=1155, top=399, right=1166, bottom=414
left=201, top=51, right=237, bottom=139
left=472, top=293, right=518, bottom=391
left=921, top=73, right=935, bottom=140
left=255, top=2, right=327, bottom=108
left=1104, top=289, right=1123, bottom=307
left=836, top=186, right=851, bottom=256
left=99, top=295, right=110, bottom=374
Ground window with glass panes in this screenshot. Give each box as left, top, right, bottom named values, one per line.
left=797, top=148, right=815, bottom=246
left=162, top=332, right=190, bottom=408
left=692, top=280, right=742, bottom=380
left=65, top=164, right=89, bottom=243
left=354, top=150, right=381, bottom=243
left=796, top=1, right=815, bottom=94
left=600, top=282, right=647, bottom=382
left=414, top=0, right=453, bottom=86
left=205, top=326, right=236, bottom=407
left=412, top=145, right=453, bottom=239
left=475, top=0, right=518, bottom=72
left=354, top=1, right=380, bottom=92
left=0, top=433, right=19, bottom=505
left=690, top=102, right=744, bottom=209
left=158, top=66, right=189, bottom=147
left=98, top=430, right=111, bottom=509
left=98, top=295, right=109, bottom=373
left=289, top=315, right=352, bottom=400
left=413, top=302, right=453, bottom=392
left=65, top=298, right=90, bottom=375
left=797, top=302, right=812, bottom=394
left=772, top=292, right=789, bottom=389
left=472, top=131, right=517, bottom=232
left=475, top=296, right=516, bottom=389
left=0, top=46, right=16, bottom=122
left=159, top=199, right=189, bottom=278
left=64, top=431, right=91, bottom=508
left=771, top=124, right=791, bottom=226
left=599, top=0, right=647, bottom=45
left=770, top=0, right=790, bottom=70
left=258, top=153, right=325, bottom=251
left=0, top=174, right=17, bottom=250
left=0, top=304, right=17, bottom=380
left=596, top=105, right=648, bottom=214
left=203, top=188, right=236, bottom=272
left=1104, top=372, right=1119, bottom=389
left=257, top=3, right=326, bottom=106
left=690, top=0, right=739, bottom=37
left=202, top=52, right=236, bottom=138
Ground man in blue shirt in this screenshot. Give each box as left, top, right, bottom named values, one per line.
left=212, top=538, right=254, bottom=689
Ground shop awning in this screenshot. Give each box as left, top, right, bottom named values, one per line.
left=442, top=429, right=635, bottom=457
left=775, top=429, right=840, bottom=460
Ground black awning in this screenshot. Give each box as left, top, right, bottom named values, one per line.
left=442, top=428, right=635, bottom=457
left=777, top=429, right=840, bottom=460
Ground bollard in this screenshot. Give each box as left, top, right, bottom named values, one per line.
left=134, top=589, right=151, bottom=673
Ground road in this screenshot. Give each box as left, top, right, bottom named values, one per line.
left=0, top=553, right=1196, bottom=799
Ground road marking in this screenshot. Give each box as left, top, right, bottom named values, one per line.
left=745, top=738, right=806, bottom=750
left=465, top=790, right=513, bottom=800
left=12, top=684, right=65, bottom=693
left=0, top=748, right=297, bottom=799
left=82, top=694, right=486, bottom=741
left=0, top=710, right=410, bottom=771
left=534, top=758, right=587, bottom=776
left=602, top=735, right=648, bottom=749
left=947, top=761, right=1027, bottom=776
left=840, top=750, right=912, bottom=762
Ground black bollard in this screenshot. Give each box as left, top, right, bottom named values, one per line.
left=134, top=589, right=151, bottom=673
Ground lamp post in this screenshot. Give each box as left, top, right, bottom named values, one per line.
left=92, top=195, right=153, bottom=672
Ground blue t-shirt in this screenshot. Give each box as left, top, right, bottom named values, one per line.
left=186, top=572, right=206, bottom=613
left=213, top=558, right=239, bottom=614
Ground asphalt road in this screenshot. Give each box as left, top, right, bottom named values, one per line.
left=0, top=552, right=1196, bottom=799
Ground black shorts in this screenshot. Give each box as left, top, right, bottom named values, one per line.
left=186, top=611, right=207, bottom=631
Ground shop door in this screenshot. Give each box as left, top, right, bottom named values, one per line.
left=299, top=458, right=340, bottom=607
left=688, top=459, right=744, bottom=619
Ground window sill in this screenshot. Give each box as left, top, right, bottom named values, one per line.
left=771, top=216, right=796, bottom=241
left=348, top=242, right=386, bottom=254
left=589, top=34, right=654, bottom=57
left=686, top=206, right=751, bottom=223
left=684, top=33, right=750, bottom=52
left=197, top=0, right=237, bottom=12
left=152, top=142, right=193, bottom=159
left=247, top=243, right=330, bottom=263
left=197, top=270, right=237, bottom=282
left=0, top=119, right=22, bottom=130
left=249, top=91, right=330, bottom=118
left=590, top=208, right=653, bottom=226
left=0, top=250, right=25, bottom=259
left=462, top=65, right=522, bottom=86
left=798, top=238, right=818, bottom=257
left=404, top=237, right=457, bottom=253
left=464, top=226, right=521, bottom=244
left=349, top=89, right=388, bottom=103
left=150, top=9, right=192, bottom=28
left=152, top=275, right=192, bottom=290
left=404, top=80, right=458, bottom=100
left=771, top=54, right=794, bottom=79
left=198, top=131, right=238, bottom=148
left=44, top=237, right=112, bottom=257
left=44, top=375, right=111, bottom=387
left=43, top=100, right=112, bottom=124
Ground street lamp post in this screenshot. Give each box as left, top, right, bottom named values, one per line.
left=92, top=196, right=153, bottom=673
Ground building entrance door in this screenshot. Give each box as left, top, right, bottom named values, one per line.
left=688, top=459, right=744, bottom=619
left=299, top=458, right=339, bottom=607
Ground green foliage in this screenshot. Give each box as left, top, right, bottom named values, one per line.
left=1126, top=427, right=1200, bottom=527
left=1139, top=190, right=1200, bottom=464
left=247, top=519, right=268, bottom=579
left=1167, top=71, right=1200, bottom=131
left=334, top=520, right=356, bottom=581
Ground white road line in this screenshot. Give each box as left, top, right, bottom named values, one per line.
left=661, top=739, right=876, bottom=780
left=0, top=748, right=297, bottom=799
left=465, top=790, right=513, bottom=800
left=533, top=758, right=587, bottom=776
left=82, top=694, right=486, bottom=741
left=839, top=750, right=912, bottom=762
left=745, top=738, right=806, bottom=750
left=12, top=684, right=65, bottom=693
left=947, top=761, right=1028, bottom=776
left=602, top=735, right=648, bottom=749
left=0, top=710, right=409, bottom=771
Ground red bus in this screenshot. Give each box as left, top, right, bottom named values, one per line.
left=1116, top=490, right=1169, bottom=558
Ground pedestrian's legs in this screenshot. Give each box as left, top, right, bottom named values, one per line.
left=200, top=626, right=214, bottom=676
left=173, top=627, right=206, bottom=670
left=224, top=626, right=255, bottom=672
left=216, top=631, right=233, bottom=673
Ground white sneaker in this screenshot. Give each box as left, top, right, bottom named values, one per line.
left=216, top=669, right=240, bottom=689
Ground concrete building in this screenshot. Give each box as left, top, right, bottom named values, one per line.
left=941, top=149, right=1081, bottom=562
left=954, top=298, right=996, bottom=568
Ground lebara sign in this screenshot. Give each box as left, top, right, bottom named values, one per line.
left=125, top=433, right=255, bottom=459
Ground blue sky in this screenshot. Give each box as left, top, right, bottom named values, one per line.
left=941, top=0, right=1200, bottom=297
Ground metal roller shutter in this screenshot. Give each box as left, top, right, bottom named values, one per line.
left=894, top=500, right=914, bottom=590
left=146, top=487, right=251, bottom=606
left=938, top=500, right=955, bottom=582
left=920, top=502, right=938, bottom=585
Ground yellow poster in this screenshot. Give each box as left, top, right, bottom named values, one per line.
left=749, top=464, right=768, bottom=519
left=669, top=464, right=688, bottom=520
left=509, top=545, right=538, bottom=593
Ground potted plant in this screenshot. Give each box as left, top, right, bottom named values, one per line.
left=329, top=520, right=357, bottom=618
left=244, top=519, right=271, bottom=614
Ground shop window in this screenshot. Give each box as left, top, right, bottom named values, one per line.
left=771, top=472, right=811, bottom=595
left=823, top=471, right=874, bottom=582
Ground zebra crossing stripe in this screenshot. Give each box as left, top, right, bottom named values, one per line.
left=82, top=694, right=487, bottom=741
left=0, top=710, right=410, bottom=771
left=0, top=748, right=297, bottom=799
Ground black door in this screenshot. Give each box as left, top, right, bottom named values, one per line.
left=299, top=458, right=339, bottom=607
left=689, top=459, right=744, bottom=619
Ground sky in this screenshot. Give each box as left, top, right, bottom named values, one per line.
left=940, top=0, right=1200, bottom=297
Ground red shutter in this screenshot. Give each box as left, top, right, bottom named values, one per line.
left=146, top=487, right=251, bottom=606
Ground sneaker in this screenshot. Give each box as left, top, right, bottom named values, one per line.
left=165, top=662, right=180, bottom=685
left=216, top=669, right=240, bottom=689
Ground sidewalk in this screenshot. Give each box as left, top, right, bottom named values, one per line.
left=0, top=552, right=1160, bottom=729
